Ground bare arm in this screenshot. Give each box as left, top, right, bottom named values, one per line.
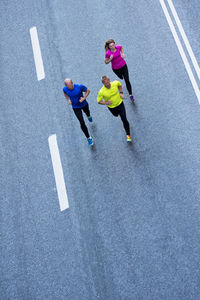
left=120, top=46, right=125, bottom=59
left=105, top=55, right=113, bottom=64
left=118, top=85, right=124, bottom=99
left=98, top=100, right=112, bottom=105
left=63, top=92, right=72, bottom=105
left=80, top=88, right=90, bottom=102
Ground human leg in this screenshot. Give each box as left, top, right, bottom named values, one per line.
left=108, top=106, right=119, bottom=117
left=117, top=102, right=130, bottom=135
left=82, top=103, right=93, bottom=122
left=73, top=108, right=90, bottom=138
left=82, top=103, right=90, bottom=117
left=121, top=64, right=133, bottom=95
left=112, top=68, right=123, bottom=80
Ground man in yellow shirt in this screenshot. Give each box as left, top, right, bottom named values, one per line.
left=97, top=76, right=132, bottom=142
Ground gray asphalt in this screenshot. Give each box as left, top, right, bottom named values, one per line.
left=1, top=0, right=200, bottom=299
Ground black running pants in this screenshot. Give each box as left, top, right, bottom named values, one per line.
left=108, top=102, right=130, bottom=135
left=73, top=104, right=90, bottom=138
left=112, top=64, right=132, bottom=95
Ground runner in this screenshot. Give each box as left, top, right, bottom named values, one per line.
left=104, top=39, right=135, bottom=103
left=63, top=78, right=93, bottom=146
left=97, top=76, right=132, bottom=143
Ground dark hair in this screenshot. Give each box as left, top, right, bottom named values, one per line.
left=104, top=39, right=115, bottom=51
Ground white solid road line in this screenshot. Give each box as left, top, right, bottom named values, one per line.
left=48, top=134, right=69, bottom=211
left=160, top=0, right=200, bottom=104
left=30, top=26, right=45, bottom=81
left=168, top=0, right=200, bottom=81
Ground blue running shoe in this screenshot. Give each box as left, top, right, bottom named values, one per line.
left=129, top=95, right=135, bottom=103
left=88, top=137, right=93, bottom=146
left=88, top=116, right=93, bottom=122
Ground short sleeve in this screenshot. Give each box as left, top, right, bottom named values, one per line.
left=116, top=45, right=122, bottom=50
left=80, top=85, right=87, bottom=92
left=97, top=90, right=104, bottom=103
left=113, top=80, right=121, bottom=87
left=105, top=50, right=110, bottom=59
left=63, top=87, right=68, bottom=95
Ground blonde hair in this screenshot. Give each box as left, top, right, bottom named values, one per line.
left=104, top=39, right=115, bottom=51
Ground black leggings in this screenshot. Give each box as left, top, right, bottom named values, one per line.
left=112, top=64, right=132, bottom=95
left=73, top=103, right=90, bottom=138
left=108, top=102, right=130, bottom=135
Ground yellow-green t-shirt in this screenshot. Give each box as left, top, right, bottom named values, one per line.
left=97, top=80, right=123, bottom=108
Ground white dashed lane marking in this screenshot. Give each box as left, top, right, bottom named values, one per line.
left=48, top=134, right=69, bottom=211
left=30, top=26, right=45, bottom=81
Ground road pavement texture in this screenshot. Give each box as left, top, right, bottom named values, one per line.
left=1, top=0, right=200, bottom=299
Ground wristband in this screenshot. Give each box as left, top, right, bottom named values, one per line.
left=120, top=92, right=123, bottom=94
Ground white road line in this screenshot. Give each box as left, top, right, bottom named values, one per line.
left=30, top=26, right=45, bottom=81
left=48, top=134, right=69, bottom=211
left=160, top=0, right=200, bottom=104
left=167, top=0, right=200, bottom=81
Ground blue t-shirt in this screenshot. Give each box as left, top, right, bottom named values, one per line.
left=63, top=84, right=88, bottom=108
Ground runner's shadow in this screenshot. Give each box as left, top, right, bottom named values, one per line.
left=90, top=123, right=97, bottom=135
left=90, top=144, right=97, bottom=155
left=127, top=140, right=135, bottom=153
left=130, top=101, right=138, bottom=114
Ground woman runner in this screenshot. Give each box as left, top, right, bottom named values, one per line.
left=104, top=39, right=135, bottom=103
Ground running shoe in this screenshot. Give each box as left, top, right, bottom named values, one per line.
left=88, top=116, right=93, bottom=122
left=88, top=137, right=93, bottom=146
left=129, top=95, right=135, bottom=103
left=126, top=135, right=132, bottom=143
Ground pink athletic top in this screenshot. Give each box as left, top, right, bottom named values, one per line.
left=105, top=45, right=126, bottom=70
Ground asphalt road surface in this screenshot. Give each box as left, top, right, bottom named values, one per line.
left=1, top=0, right=200, bottom=299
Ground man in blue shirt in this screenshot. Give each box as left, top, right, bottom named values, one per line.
left=63, top=78, right=93, bottom=146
